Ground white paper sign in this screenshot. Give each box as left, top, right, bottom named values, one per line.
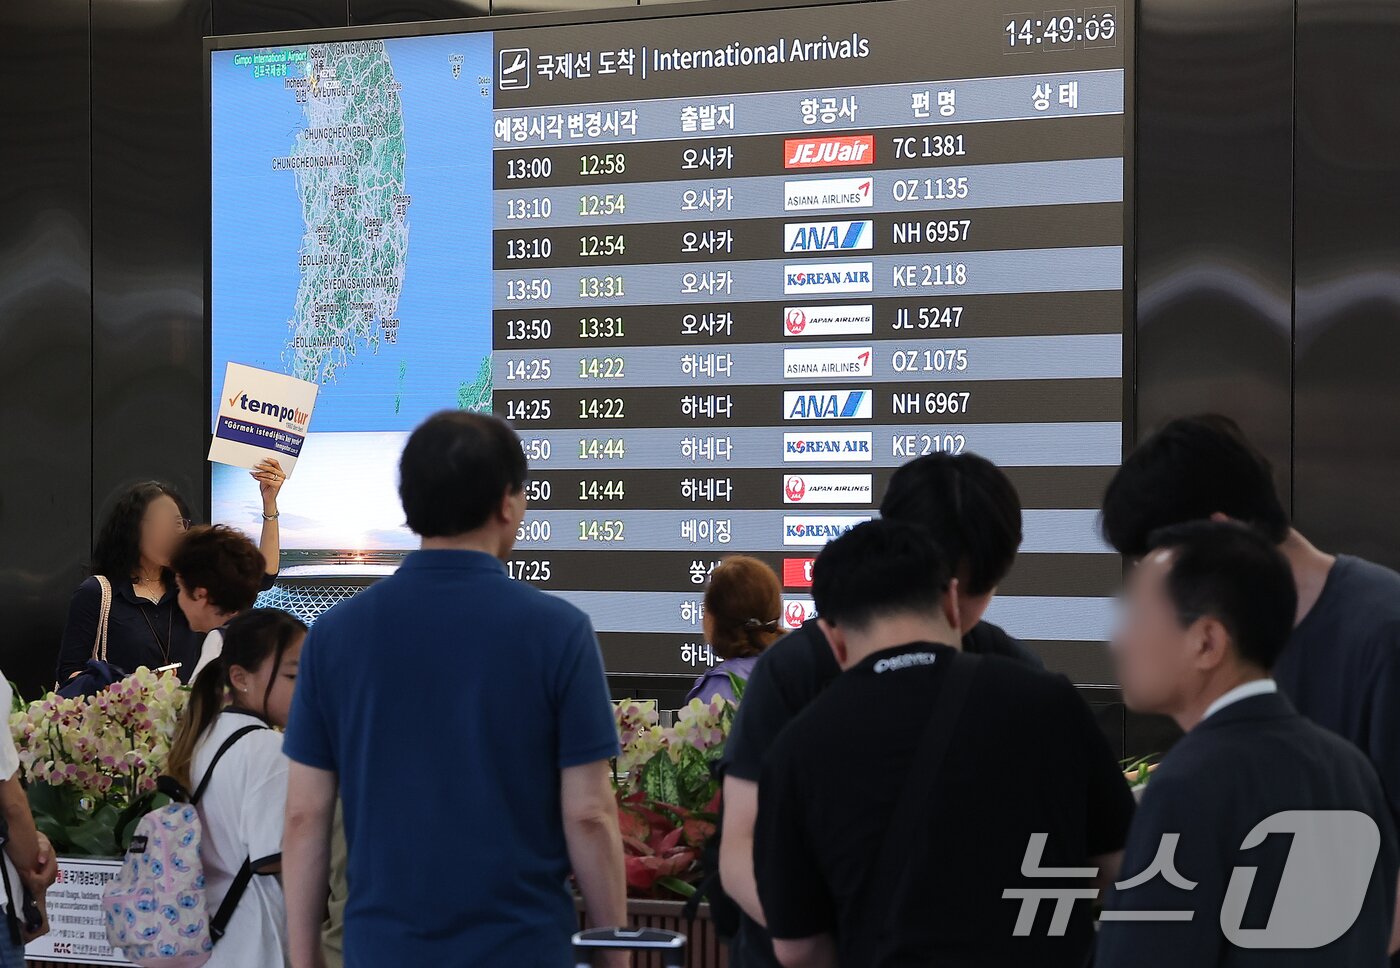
left=208, top=362, right=319, bottom=476
left=24, top=857, right=130, bottom=964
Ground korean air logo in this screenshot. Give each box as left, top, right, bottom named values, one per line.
left=784, top=220, right=873, bottom=254
left=784, top=515, right=870, bottom=546
left=498, top=48, right=530, bottom=90
left=784, top=389, right=872, bottom=421
left=783, top=431, right=874, bottom=463
left=784, top=261, right=874, bottom=295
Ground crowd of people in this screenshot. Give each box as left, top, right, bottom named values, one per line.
left=0, top=410, right=1397, bottom=967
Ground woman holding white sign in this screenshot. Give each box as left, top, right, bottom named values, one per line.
left=55, top=457, right=286, bottom=691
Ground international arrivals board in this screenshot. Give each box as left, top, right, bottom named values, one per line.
left=209, top=0, right=1129, bottom=678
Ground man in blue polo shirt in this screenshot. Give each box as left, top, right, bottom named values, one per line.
left=282, top=412, right=627, bottom=968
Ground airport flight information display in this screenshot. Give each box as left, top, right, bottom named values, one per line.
left=210, top=0, right=1128, bottom=678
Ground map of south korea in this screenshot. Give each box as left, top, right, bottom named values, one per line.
left=281, top=40, right=410, bottom=387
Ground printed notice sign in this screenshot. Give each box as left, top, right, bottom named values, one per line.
left=208, top=362, right=319, bottom=476
left=24, top=857, right=130, bottom=964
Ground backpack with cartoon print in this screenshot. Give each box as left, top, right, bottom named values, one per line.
left=102, top=724, right=265, bottom=967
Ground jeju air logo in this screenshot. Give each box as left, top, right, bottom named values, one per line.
left=785, top=476, right=807, bottom=501
left=784, top=135, right=875, bottom=169
left=785, top=601, right=809, bottom=627
left=786, top=309, right=808, bottom=335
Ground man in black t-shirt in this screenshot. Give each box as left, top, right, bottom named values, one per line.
left=753, top=521, right=1135, bottom=967
left=718, top=454, right=1044, bottom=968
left=1102, top=415, right=1400, bottom=829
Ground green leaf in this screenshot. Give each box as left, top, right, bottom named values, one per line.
left=67, top=817, right=119, bottom=858
left=33, top=815, right=75, bottom=855
left=724, top=672, right=747, bottom=704
left=640, top=755, right=680, bottom=806
left=656, top=876, right=697, bottom=899
left=27, top=781, right=79, bottom=827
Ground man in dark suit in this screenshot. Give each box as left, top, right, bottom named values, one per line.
left=1096, top=520, right=1400, bottom=966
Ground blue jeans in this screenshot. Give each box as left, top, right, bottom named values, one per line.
left=0, top=924, right=23, bottom=968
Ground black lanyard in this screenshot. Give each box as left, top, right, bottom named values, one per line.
left=136, top=600, right=174, bottom=665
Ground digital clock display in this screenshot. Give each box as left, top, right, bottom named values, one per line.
left=1006, top=7, right=1119, bottom=49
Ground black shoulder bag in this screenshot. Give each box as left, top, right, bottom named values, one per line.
left=862, top=652, right=981, bottom=965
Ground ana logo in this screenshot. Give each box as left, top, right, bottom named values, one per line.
left=784, top=389, right=872, bottom=421
left=784, top=261, right=874, bottom=295
left=784, top=515, right=871, bottom=546
left=498, top=48, right=531, bottom=90
left=783, top=600, right=811, bottom=629
left=783, top=431, right=874, bottom=463
left=784, top=177, right=874, bottom=212
left=784, top=220, right=873, bottom=253
left=784, top=135, right=875, bottom=169
left=783, top=304, right=874, bottom=338
left=783, top=474, right=874, bottom=504
left=783, top=558, right=816, bottom=588
left=784, top=346, right=874, bottom=379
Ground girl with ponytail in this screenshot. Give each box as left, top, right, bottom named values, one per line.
left=687, top=556, right=785, bottom=704
left=165, top=608, right=306, bottom=968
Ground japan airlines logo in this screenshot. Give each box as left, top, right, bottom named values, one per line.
left=784, top=177, right=874, bottom=212
left=783, top=474, right=874, bottom=504
left=498, top=48, right=530, bottom=90
left=784, top=220, right=873, bottom=253
left=784, top=346, right=873, bottom=379
left=783, top=559, right=815, bottom=588
left=783, top=600, right=814, bottom=629
left=784, top=389, right=872, bottom=421
left=784, top=135, right=875, bottom=169
left=783, top=431, right=874, bottom=463
left=784, top=515, right=870, bottom=546
left=784, top=305, right=874, bottom=338
left=784, top=261, right=874, bottom=295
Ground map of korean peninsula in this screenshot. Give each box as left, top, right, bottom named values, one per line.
left=276, top=40, right=410, bottom=387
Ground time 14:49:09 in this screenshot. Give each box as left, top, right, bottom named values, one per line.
left=1005, top=9, right=1116, bottom=46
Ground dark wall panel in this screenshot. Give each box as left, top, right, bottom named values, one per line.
left=351, top=0, right=487, bottom=26
left=1294, top=0, right=1400, bottom=568
left=90, top=0, right=215, bottom=532
left=0, top=0, right=92, bottom=701
left=1134, top=0, right=1294, bottom=493
left=214, top=0, right=348, bottom=36
left=1123, top=0, right=1296, bottom=759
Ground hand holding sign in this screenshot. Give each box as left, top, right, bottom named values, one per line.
left=252, top=457, right=287, bottom=509
left=209, top=363, right=320, bottom=477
